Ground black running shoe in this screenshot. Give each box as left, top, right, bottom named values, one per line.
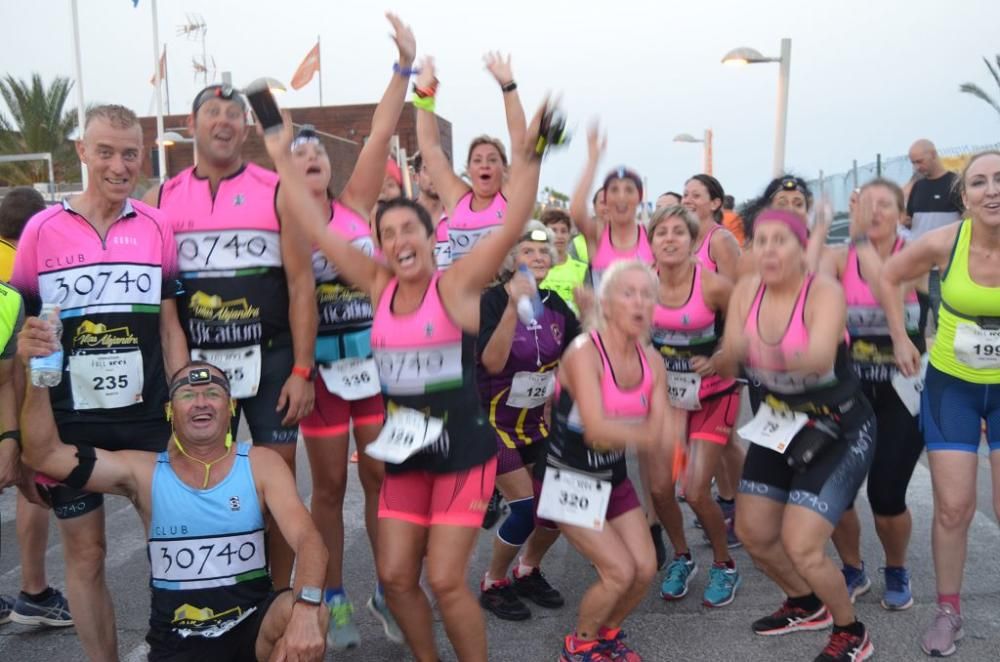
left=513, top=566, right=565, bottom=608
left=481, top=488, right=504, bottom=530
left=479, top=580, right=531, bottom=621
left=650, top=524, right=667, bottom=571
left=752, top=601, right=832, bottom=636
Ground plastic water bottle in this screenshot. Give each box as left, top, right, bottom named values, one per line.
left=30, top=303, right=63, bottom=387
left=515, top=265, right=544, bottom=325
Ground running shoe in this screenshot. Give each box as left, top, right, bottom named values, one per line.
left=367, top=593, right=404, bottom=644
left=920, top=603, right=963, bottom=657
left=10, top=588, right=73, bottom=627
left=481, top=488, right=504, bottom=530
left=479, top=579, right=530, bottom=621
left=703, top=565, right=741, bottom=608
left=841, top=563, right=872, bottom=603
left=598, top=629, right=642, bottom=661
left=814, top=625, right=874, bottom=662
left=0, top=594, right=13, bottom=625
left=560, top=638, right=614, bottom=662
left=326, top=594, right=360, bottom=650
left=752, top=601, right=833, bottom=636
left=659, top=556, right=697, bottom=601
left=881, top=566, right=914, bottom=611
left=650, top=524, right=667, bottom=571
left=512, top=566, right=564, bottom=608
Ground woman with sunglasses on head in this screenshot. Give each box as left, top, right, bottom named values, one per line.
left=536, top=259, right=668, bottom=662
left=568, top=126, right=654, bottom=293
left=286, top=13, right=412, bottom=649
left=716, top=208, right=876, bottom=662
left=476, top=222, right=581, bottom=622
left=265, top=91, right=547, bottom=662
left=414, top=52, right=526, bottom=262
left=817, top=178, right=925, bottom=614
left=881, top=150, right=1000, bottom=658
left=644, top=205, right=742, bottom=609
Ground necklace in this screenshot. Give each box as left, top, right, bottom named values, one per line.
left=172, top=434, right=233, bottom=489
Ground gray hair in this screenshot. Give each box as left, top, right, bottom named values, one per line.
left=499, top=220, right=556, bottom=280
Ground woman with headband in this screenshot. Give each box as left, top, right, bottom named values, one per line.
left=716, top=208, right=876, bottom=662
left=476, top=221, right=580, bottom=621
left=265, top=95, right=546, bottom=662
left=413, top=53, right=526, bottom=262
left=287, top=13, right=412, bottom=649
left=568, top=126, right=654, bottom=293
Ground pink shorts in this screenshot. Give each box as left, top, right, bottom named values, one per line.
left=532, top=475, right=641, bottom=530
left=378, top=458, right=498, bottom=528
left=688, top=389, right=740, bottom=445
left=299, top=379, right=385, bottom=438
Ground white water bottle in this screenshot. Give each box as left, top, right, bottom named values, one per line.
left=30, top=303, right=63, bottom=387
left=516, top=265, right=544, bottom=325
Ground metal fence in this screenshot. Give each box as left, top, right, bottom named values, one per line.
left=807, top=143, right=1000, bottom=216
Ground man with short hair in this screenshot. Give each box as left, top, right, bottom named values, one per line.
left=0, top=186, right=73, bottom=632
left=906, top=139, right=962, bottom=329
left=10, top=103, right=188, bottom=660
left=15, top=347, right=328, bottom=662
left=149, top=85, right=317, bottom=590
left=539, top=208, right=587, bottom=314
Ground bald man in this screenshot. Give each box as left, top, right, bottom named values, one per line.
left=906, top=139, right=962, bottom=330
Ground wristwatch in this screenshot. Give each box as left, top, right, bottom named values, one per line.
left=296, top=586, right=323, bottom=606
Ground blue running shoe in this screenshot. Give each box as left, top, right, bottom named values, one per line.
left=841, top=563, right=871, bottom=603
left=880, top=566, right=913, bottom=611
left=660, top=556, right=697, bottom=601
left=0, top=594, right=14, bottom=624
left=325, top=594, right=360, bottom=650
left=10, top=588, right=73, bottom=627
left=703, top=565, right=741, bottom=608
left=367, top=593, right=404, bottom=643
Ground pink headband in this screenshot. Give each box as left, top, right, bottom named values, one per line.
left=754, top=208, right=808, bottom=247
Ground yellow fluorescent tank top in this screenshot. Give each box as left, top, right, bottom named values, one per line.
left=930, top=219, right=1000, bottom=383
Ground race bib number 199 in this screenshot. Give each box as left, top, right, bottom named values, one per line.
left=954, top=323, right=1000, bottom=370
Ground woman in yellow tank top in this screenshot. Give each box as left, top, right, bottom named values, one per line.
left=881, top=150, right=1000, bottom=658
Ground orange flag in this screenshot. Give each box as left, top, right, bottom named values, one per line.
left=149, top=46, right=167, bottom=86
left=291, top=42, right=320, bottom=90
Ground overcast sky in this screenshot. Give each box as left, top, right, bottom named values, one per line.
left=2, top=0, right=999, bottom=201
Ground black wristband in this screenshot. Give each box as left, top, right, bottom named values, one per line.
left=0, top=430, right=20, bottom=451
left=501, top=80, right=517, bottom=93
left=63, top=444, right=97, bottom=490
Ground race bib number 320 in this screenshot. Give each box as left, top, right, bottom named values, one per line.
left=69, top=349, right=144, bottom=410
left=536, top=467, right=611, bottom=531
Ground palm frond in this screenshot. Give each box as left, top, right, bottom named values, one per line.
left=959, top=82, right=1000, bottom=116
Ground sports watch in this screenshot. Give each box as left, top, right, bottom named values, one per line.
left=296, top=586, right=323, bottom=606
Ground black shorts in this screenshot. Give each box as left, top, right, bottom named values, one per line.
left=739, top=406, right=876, bottom=526
left=40, top=417, right=171, bottom=520
left=231, top=345, right=299, bottom=445
left=145, top=590, right=287, bottom=662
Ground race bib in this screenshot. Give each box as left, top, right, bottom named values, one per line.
left=190, top=345, right=261, bottom=399
left=891, top=354, right=928, bottom=417
left=177, top=230, right=282, bottom=273
left=953, top=323, right=1000, bottom=370
left=506, top=371, right=555, bottom=409
left=738, top=403, right=808, bottom=454
left=319, top=358, right=381, bottom=401
left=365, top=407, right=443, bottom=464
left=449, top=226, right=499, bottom=260
left=536, top=466, right=612, bottom=531
left=667, top=372, right=702, bottom=411
left=375, top=344, right=463, bottom=395
left=434, top=241, right=452, bottom=269
left=149, top=530, right=266, bottom=589
left=69, top=349, right=144, bottom=410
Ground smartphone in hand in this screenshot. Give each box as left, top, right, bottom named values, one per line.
left=245, top=80, right=283, bottom=133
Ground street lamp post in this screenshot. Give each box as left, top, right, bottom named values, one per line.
left=673, top=130, right=713, bottom=175
left=722, top=37, right=791, bottom=178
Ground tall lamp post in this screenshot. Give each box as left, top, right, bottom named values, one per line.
left=722, top=38, right=791, bottom=178
left=673, top=130, right=713, bottom=175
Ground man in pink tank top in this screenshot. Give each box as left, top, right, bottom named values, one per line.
left=145, top=85, right=317, bottom=591
left=13, top=104, right=188, bottom=661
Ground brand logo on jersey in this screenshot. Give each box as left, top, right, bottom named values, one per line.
left=73, top=321, right=139, bottom=349
left=229, top=496, right=241, bottom=511
left=551, top=324, right=562, bottom=344
left=425, top=322, right=434, bottom=337
left=233, top=194, right=245, bottom=207
left=189, top=291, right=260, bottom=322
left=496, top=210, right=504, bottom=219
left=171, top=603, right=242, bottom=629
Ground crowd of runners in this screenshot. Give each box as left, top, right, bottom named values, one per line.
left=1, top=12, right=999, bottom=662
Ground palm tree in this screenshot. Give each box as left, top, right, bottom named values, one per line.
left=0, top=73, right=80, bottom=184
left=959, top=55, right=1000, bottom=118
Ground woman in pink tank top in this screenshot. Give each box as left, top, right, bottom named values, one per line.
left=568, top=125, right=654, bottom=292
left=684, top=174, right=740, bottom=282
left=414, top=55, right=526, bottom=261
left=283, top=15, right=413, bottom=645
left=266, top=103, right=546, bottom=662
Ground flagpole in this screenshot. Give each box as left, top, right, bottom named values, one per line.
left=71, top=0, right=88, bottom=188
left=317, top=35, right=323, bottom=106
left=150, top=0, right=167, bottom=182
left=164, top=43, right=170, bottom=115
